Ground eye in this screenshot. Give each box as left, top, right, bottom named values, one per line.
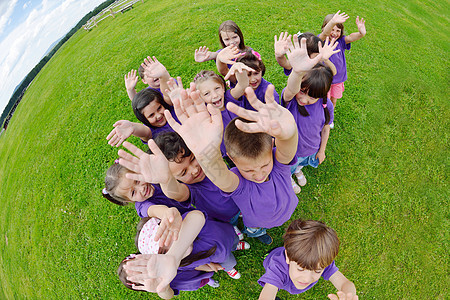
left=297, top=267, right=304, bottom=272
left=204, top=92, right=209, bottom=96
left=315, top=269, right=323, bottom=274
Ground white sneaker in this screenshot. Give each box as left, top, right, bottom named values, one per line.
left=207, top=278, right=220, bottom=288
left=235, top=241, right=250, bottom=251
left=291, top=177, right=301, bottom=194
left=233, top=226, right=244, bottom=241
left=329, top=122, right=335, bottom=129
left=226, top=268, right=241, bottom=279
left=294, top=169, right=307, bottom=186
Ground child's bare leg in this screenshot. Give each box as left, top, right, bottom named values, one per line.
left=331, top=96, right=337, bottom=108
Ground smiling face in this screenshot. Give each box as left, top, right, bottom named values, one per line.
left=295, top=88, right=319, bottom=106
left=220, top=30, right=241, bottom=48
left=168, top=153, right=205, bottom=185
left=116, top=176, right=155, bottom=202
left=286, top=256, right=325, bottom=290
left=330, top=25, right=342, bottom=40
left=143, top=75, right=160, bottom=89
left=247, top=69, right=262, bottom=90
left=141, top=101, right=166, bottom=127
left=231, top=150, right=273, bottom=183
left=197, top=79, right=226, bottom=110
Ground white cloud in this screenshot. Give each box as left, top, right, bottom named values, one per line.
left=0, top=0, right=19, bottom=35
left=0, top=0, right=105, bottom=113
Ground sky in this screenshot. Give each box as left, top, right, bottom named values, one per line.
left=0, top=0, right=106, bottom=115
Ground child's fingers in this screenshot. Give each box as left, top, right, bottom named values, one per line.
left=147, top=139, right=165, bottom=158
left=122, top=141, right=146, bottom=158
left=226, top=101, right=258, bottom=122
left=106, top=129, right=116, bottom=140
left=118, top=148, right=139, bottom=164
left=235, top=119, right=268, bottom=134
left=244, top=86, right=265, bottom=111
left=164, top=108, right=181, bottom=132
left=264, top=85, right=276, bottom=105
left=125, top=172, right=145, bottom=182
left=328, top=294, right=339, bottom=300
left=206, top=103, right=223, bottom=125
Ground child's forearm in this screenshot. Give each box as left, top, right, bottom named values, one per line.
left=159, top=72, right=173, bottom=106
left=208, top=51, right=218, bottom=61
left=166, top=210, right=205, bottom=263
left=324, top=59, right=337, bottom=76
left=147, top=205, right=174, bottom=219
left=258, top=283, right=279, bottom=300
left=318, top=124, right=331, bottom=154
left=216, top=60, right=231, bottom=78
left=159, top=176, right=190, bottom=202
left=276, top=55, right=292, bottom=70
left=345, top=31, right=365, bottom=43
left=196, top=150, right=239, bottom=193
left=340, top=280, right=357, bottom=295
left=274, top=132, right=298, bottom=165
left=284, top=70, right=305, bottom=102
left=132, top=123, right=153, bottom=141
left=127, top=88, right=137, bottom=101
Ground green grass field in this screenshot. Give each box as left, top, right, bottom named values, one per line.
left=0, top=0, right=448, bottom=298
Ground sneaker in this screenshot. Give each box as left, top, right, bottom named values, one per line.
left=233, top=226, right=244, bottom=241
left=329, top=122, right=335, bottom=129
left=226, top=268, right=241, bottom=279
left=256, top=233, right=273, bottom=245
left=207, top=278, right=220, bottom=288
left=294, top=169, right=307, bottom=186
left=235, top=241, right=250, bottom=251
left=291, top=177, right=301, bottom=194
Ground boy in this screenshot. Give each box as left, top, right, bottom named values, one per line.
left=258, top=219, right=357, bottom=300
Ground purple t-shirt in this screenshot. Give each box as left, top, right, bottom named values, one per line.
left=145, top=86, right=162, bottom=94
left=283, top=89, right=334, bottom=158
left=220, top=90, right=239, bottom=155
left=220, top=149, right=298, bottom=228
left=178, top=218, right=236, bottom=271
left=134, top=184, right=193, bottom=218
left=258, top=247, right=339, bottom=294
left=238, top=78, right=280, bottom=111
left=188, top=176, right=240, bottom=222
left=169, top=269, right=212, bottom=295
left=329, top=36, right=351, bottom=84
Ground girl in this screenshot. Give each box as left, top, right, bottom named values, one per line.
left=219, top=50, right=280, bottom=110
left=258, top=219, right=357, bottom=299
left=107, top=57, right=178, bottom=146
left=194, top=20, right=250, bottom=65
left=282, top=35, right=337, bottom=194
left=319, top=11, right=366, bottom=124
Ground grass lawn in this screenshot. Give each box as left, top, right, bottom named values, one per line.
left=0, top=0, right=448, bottom=298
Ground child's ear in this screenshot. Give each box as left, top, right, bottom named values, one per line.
left=142, top=79, right=148, bottom=85
left=285, top=249, right=290, bottom=264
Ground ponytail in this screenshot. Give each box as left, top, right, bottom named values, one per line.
left=322, top=99, right=330, bottom=125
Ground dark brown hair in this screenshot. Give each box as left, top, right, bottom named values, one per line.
left=236, top=50, right=266, bottom=77
left=218, top=20, right=246, bottom=51
left=132, top=89, right=170, bottom=128
left=224, top=117, right=272, bottom=159
left=298, top=32, right=324, bottom=56
left=284, top=219, right=339, bottom=270
left=153, top=132, right=192, bottom=162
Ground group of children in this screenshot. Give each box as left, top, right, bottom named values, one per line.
left=103, top=11, right=366, bottom=299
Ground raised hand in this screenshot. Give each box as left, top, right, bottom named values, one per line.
left=331, top=10, right=349, bottom=24
left=165, top=77, right=184, bottom=104
left=224, top=62, right=255, bottom=81
left=356, top=16, right=366, bottom=36
left=124, top=69, right=139, bottom=91
left=194, top=46, right=212, bottom=62
left=141, top=56, right=169, bottom=80
left=106, top=120, right=134, bottom=147
left=118, top=140, right=172, bottom=185
left=328, top=291, right=359, bottom=300
left=155, top=207, right=182, bottom=248
left=274, top=32, right=291, bottom=57
left=287, top=35, right=323, bottom=73
left=125, top=254, right=178, bottom=293
left=320, top=37, right=340, bottom=60
left=164, top=84, right=223, bottom=156
left=226, top=85, right=297, bottom=140
left=217, top=45, right=240, bottom=64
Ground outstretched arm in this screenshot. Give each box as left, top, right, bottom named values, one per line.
left=141, top=56, right=173, bottom=106
left=106, top=120, right=152, bottom=146
left=146, top=205, right=183, bottom=248
left=319, top=37, right=340, bottom=75
left=226, top=85, right=298, bottom=165
left=125, top=210, right=206, bottom=293
left=283, top=35, right=324, bottom=102
left=345, top=16, right=366, bottom=43
left=118, top=140, right=190, bottom=202
left=258, top=283, right=279, bottom=300
left=328, top=271, right=357, bottom=299
left=319, top=10, right=349, bottom=40
left=164, top=83, right=240, bottom=193
left=125, top=69, right=139, bottom=101
left=274, top=32, right=292, bottom=70
left=216, top=45, right=240, bottom=79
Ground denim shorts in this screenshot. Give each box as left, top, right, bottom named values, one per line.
left=290, top=152, right=320, bottom=173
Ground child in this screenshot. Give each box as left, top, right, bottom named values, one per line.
left=118, top=136, right=246, bottom=241
left=164, top=76, right=320, bottom=244
left=319, top=11, right=366, bottom=121
left=124, top=56, right=171, bottom=101
left=258, top=219, right=357, bottom=300
left=282, top=35, right=335, bottom=193
left=194, top=20, right=250, bottom=65
left=275, top=32, right=338, bottom=77
left=220, top=50, right=280, bottom=110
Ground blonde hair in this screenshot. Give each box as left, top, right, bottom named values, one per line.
left=103, top=163, right=131, bottom=206
left=284, top=219, right=339, bottom=270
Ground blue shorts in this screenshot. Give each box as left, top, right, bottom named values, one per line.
left=290, top=152, right=320, bottom=174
